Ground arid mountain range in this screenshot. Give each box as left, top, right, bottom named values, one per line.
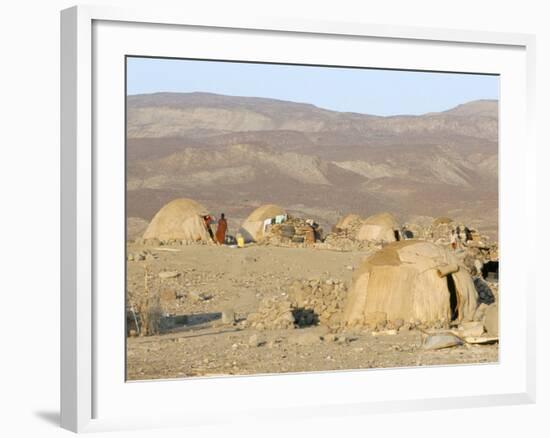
left=126, top=92, right=498, bottom=237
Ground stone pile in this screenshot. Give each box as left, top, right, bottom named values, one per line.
left=127, top=249, right=157, bottom=262
left=260, top=216, right=322, bottom=247
left=244, top=278, right=350, bottom=330
left=245, top=296, right=296, bottom=330
left=287, top=278, right=348, bottom=328
left=401, top=215, right=433, bottom=239
left=426, top=221, right=492, bottom=249
left=401, top=223, right=429, bottom=240
left=427, top=221, right=456, bottom=244
left=325, top=217, right=363, bottom=244
left=322, top=230, right=373, bottom=251
left=460, top=244, right=499, bottom=277
left=322, top=216, right=392, bottom=251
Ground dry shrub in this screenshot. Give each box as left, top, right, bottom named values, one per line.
left=127, top=265, right=162, bottom=336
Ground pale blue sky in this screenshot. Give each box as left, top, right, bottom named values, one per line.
left=126, top=57, right=499, bottom=116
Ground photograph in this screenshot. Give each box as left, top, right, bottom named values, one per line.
left=124, top=57, right=500, bottom=380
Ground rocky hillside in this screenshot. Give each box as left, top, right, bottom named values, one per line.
left=126, top=92, right=498, bottom=236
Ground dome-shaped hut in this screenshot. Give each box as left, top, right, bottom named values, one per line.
left=356, top=212, right=400, bottom=242
left=142, top=198, right=212, bottom=242
left=342, top=241, right=478, bottom=327
left=432, top=216, right=454, bottom=226
left=240, top=204, right=286, bottom=242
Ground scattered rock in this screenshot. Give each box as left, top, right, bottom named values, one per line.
left=463, top=336, right=498, bottom=344
left=423, top=333, right=463, bottom=350
left=323, top=333, right=338, bottom=342
left=127, top=250, right=152, bottom=262
left=289, top=331, right=322, bottom=346
left=457, top=321, right=485, bottom=337
left=336, top=335, right=350, bottom=344
left=247, top=296, right=296, bottom=330
left=266, top=339, right=282, bottom=349
left=371, top=329, right=398, bottom=336
left=398, top=323, right=411, bottom=333
left=221, top=308, right=235, bottom=324
left=248, top=334, right=263, bottom=347
left=158, top=271, right=180, bottom=279
left=188, top=291, right=210, bottom=302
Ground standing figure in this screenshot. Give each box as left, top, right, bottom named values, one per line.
left=450, top=229, right=458, bottom=250
left=203, top=215, right=215, bottom=241
left=216, top=213, right=228, bottom=245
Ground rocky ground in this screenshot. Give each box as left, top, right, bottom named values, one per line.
left=127, top=326, right=497, bottom=380
left=126, top=242, right=498, bottom=381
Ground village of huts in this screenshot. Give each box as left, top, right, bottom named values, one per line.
left=126, top=197, right=499, bottom=379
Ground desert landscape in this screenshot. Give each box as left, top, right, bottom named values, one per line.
left=125, top=89, right=499, bottom=381
left=126, top=92, right=498, bottom=240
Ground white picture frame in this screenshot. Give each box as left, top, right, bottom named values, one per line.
left=60, top=4, right=537, bottom=433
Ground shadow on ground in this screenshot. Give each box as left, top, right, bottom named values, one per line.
left=34, top=410, right=59, bottom=427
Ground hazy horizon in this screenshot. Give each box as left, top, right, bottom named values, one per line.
left=126, top=90, right=498, bottom=118
left=126, top=57, right=499, bottom=117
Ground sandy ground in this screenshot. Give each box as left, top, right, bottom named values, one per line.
left=126, top=243, right=498, bottom=381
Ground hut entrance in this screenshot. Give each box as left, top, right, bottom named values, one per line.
left=482, top=261, right=499, bottom=281
left=446, top=275, right=459, bottom=321
left=394, top=230, right=400, bottom=241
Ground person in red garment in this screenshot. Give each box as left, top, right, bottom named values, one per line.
left=215, top=213, right=228, bottom=245
left=203, top=215, right=215, bottom=241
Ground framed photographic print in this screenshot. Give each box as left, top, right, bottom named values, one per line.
left=61, top=5, right=536, bottom=433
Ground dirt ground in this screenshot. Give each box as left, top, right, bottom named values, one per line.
left=126, top=243, right=498, bottom=381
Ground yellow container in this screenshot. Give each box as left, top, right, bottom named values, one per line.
left=236, top=234, right=245, bottom=248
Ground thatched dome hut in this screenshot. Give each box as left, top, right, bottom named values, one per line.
left=342, top=241, right=478, bottom=327
left=432, top=216, right=454, bottom=226
left=356, top=212, right=400, bottom=242
left=240, top=204, right=286, bottom=242
left=142, top=198, right=212, bottom=242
